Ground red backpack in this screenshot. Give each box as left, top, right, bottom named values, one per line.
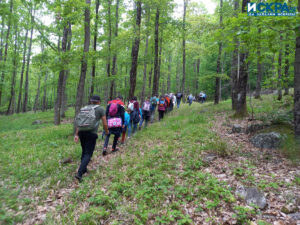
left=109, top=103, right=118, bottom=117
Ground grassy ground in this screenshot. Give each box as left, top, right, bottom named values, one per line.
left=0, top=95, right=298, bottom=224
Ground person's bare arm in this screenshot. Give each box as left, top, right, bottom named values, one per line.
left=74, top=128, right=79, bottom=143
left=101, top=116, right=109, bottom=135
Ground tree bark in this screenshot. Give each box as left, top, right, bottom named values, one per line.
left=110, top=0, right=120, bottom=100
left=0, top=0, right=13, bottom=106
left=128, top=1, right=142, bottom=99
left=148, top=65, right=153, bottom=96
left=7, top=24, right=18, bottom=115
left=196, top=58, right=200, bottom=94
left=75, top=0, right=91, bottom=122
left=152, top=7, right=160, bottom=96
left=42, top=71, right=48, bottom=111
left=215, top=0, right=223, bottom=104
left=54, top=22, right=71, bottom=125
left=106, top=0, right=112, bottom=100
left=167, top=54, right=172, bottom=93
left=294, top=0, right=300, bottom=139
left=33, top=75, right=41, bottom=113
left=234, top=0, right=249, bottom=117
left=158, top=31, right=163, bottom=89
left=277, top=34, right=283, bottom=101
left=17, top=29, right=29, bottom=113
left=23, top=7, right=34, bottom=112
left=176, top=55, right=180, bottom=92
left=284, top=36, right=290, bottom=95
left=54, top=25, right=69, bottom=125
left=61, top=23, right=72, bottom=118
left=181, top=0, right=187, bottom=95
left=231, top=0, right=239, bottom=110
left=0, top=15, right=4, bottom=63
left=141, top=5, right=150, bottom=103
left=254, top=28, right=263, bottom=99
left=90, top=0, right=100, bottom=98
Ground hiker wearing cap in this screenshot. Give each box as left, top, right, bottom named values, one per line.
left=74, top=95, right=109, bottom=182
left=103, top=96, right=125, bottom=156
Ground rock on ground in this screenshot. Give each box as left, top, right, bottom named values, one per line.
left=250, top=132, right=282, bottom=149
left=32, top=120, right=43, bottom=125
left=232, top=124, right=242, bottom=133
left=235, top=186, right=267, bottom=209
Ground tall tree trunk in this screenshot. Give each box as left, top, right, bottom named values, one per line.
left=23, top=8, right=34, bottom=112
left=17, top=29, right=29, bottom=113
left=254, top=28, right=263, bottom=99
left=90, top=0, right=100, bottom=98
left=152, top=7, right=160, bottom=96
left=61, top=23, right=72, bottom=118
left=277, top=34, right=283, bottom=101
left=157, top=31, right=163, bottom=88
left=34, top=42, right=45, bottom=113
left=181, top=0, right=187, bottom=95
left=55, top=24, right=70, bottom=125
left=176, top=55, right=180, bottom=92
left=284, top=36, right=290, bottom=95
left=7, top=24, right=18, bottom=115
left=106, top=0, right=112, bottom=100
left=0, top=15, right=4, bottom=63
left=215, top=0, right=223, bottom=104
left=42, top=71, right=48, bottom=111
left=294, top=0, right=300, bottom=140
left=0, top=0, right=13, bottom=106
left=141, top=5, right=150, bottom=102
left=128, top=1, right=142, bottom=99
left=231, top=0, right=239, bottom=110
left=196, top=58, right=200, bottom=94
left=33, top=75, right=41, bottom=113
left=110, top=0, right=120, bottom=100
left=167, top=54, right=172, bottom=93
left=75, top=0, right=91, bottom=122
left=235, top=0, right=249, bottom=117
left=148, top=65, right=153, bottom=96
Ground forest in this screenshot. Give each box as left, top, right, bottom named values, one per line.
left=1, top=0, right=300, bottom=224
left=0, top=0, right=298, bottom=132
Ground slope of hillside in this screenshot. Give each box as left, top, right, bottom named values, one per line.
left=1, top=96, right=299, bottom=225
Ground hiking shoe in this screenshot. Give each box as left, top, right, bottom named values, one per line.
left=102, top=150, right=107, bottom=156
left=111, top=147, right=120, bottom=153
left=75, top=173, right=82, bottom=183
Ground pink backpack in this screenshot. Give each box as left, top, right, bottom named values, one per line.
left=109, top=103, right=118, bottom=117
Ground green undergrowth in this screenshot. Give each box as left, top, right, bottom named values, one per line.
left=55, top=103, right=237, bottom=224
left=0, top=96, right=296, bottom=224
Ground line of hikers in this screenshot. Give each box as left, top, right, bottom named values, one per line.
left=73, top=92, right=185, bottom=182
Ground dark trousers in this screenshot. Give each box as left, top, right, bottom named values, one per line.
left=158, top=110, right=165, bottom=121
left=104, top=129, right=121, bottom=150
left=78, top=131, right=98, bottom=176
